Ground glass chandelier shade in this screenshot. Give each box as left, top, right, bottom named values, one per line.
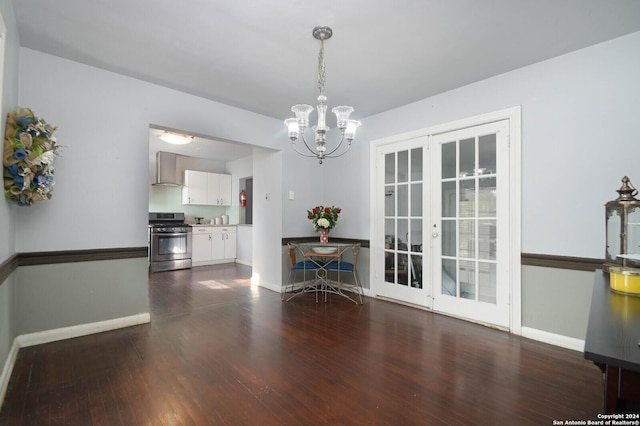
left=285, top=26, right=361, bottom=164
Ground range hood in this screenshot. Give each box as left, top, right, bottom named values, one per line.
left=153, top=151, right=180, bottom=186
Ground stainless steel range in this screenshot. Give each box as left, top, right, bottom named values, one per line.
left=149, top=212, right=192, bottom=272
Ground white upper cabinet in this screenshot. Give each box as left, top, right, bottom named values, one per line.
left=218, top=173, right=232, bottom=206
left=182, top=170, right=232, bottom=206
left=182, top=170, right=208, bottom=205
left=207, top=173, right=232, bottom=206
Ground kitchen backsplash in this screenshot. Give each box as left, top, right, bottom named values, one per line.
left=149, top=185, right=239, bottom=224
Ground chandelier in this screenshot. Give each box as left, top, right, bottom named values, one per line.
left=284, top=26, right=361, bottom=164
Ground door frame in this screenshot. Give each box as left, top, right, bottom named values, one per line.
left=369, top=106, right=522, bottom=333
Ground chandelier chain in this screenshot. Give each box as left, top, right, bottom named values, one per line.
left=317, top=39, right=326, bottom=96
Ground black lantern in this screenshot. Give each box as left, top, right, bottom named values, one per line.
left=605, top=176, right=640, bottom=270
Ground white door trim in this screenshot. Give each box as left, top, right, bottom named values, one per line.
left=369, top=106, right=522, bottom=333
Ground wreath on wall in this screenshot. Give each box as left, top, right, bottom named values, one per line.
left=3, top=108, right=60, bottom=206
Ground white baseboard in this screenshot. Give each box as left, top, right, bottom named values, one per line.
left=0, top=339, right=19, bottom=408
left=16, top=312, right=151, bottom=348
left=235, top=259, right=252, bottom=267
left=256, top=280, right=281, bottom=293
left=520, top=326, right=585, bottom=352
left=1, top=312, right=150, bottom=409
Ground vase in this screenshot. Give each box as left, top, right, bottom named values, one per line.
left=319, top=230, right=329, bottom=245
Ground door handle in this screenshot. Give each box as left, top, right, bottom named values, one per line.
left=432, top=232, right=439, bottom=238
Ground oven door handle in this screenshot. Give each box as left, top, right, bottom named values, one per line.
left=153, top=232, right=188, bottom=237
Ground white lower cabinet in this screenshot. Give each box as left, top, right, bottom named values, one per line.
left=191, top=226, right=236, bottom=266
left=192, top=228, right=213, bottom=263
left=213, top=227, right=237, bottom=260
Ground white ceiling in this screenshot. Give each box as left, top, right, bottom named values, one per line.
left=14, top=1, right=640, bottom=121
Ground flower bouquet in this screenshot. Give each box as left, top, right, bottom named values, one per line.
left=308, top=205, right=341, bottom=244
left=3, top=108, right=60, bottom=206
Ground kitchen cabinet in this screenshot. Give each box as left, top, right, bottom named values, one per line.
left=192, top=227, right=213, bottom=263
left=208, top=173, right=232, bottom=206
left=182, top=170, right=232, bottom=206
left=191, top=226, right=236, bottom=265
left=212, top=227, right=237, bottom=260
left=182, top=170, right=208, bottom=205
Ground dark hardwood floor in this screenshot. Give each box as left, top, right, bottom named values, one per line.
left=1, top=263, right=603, bottom=425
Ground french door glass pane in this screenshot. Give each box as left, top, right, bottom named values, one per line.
left=459, top=219, right=475, bottom=258
left=478, top=134, right=496, bottom=173
left=479, top=177, right=496, bottom=217
left=385, top=153, right=395, bottom=184
left=411, top=147, right=423, bottom=181
left=385, top=219, right=395, bottom=249
left=398, top=219, right=408, bottom=250
left=442, top=181, right=456, bottom=217
left=398, top=184, right=409, bottom=216
left=410, top=219, right=423, bottom=251
left=459, top=260, right=476, bottom=300
left=479, top=220, right=496, bottom=260
left=442, top=143, right=456, bottom=179
left=459, top=138, right=475, bottom=177
left=479, top=262, right=497, bottom=303
left=385, top=186, right=395, bottom=216
left=442, top=220, right=456, bottom=257
left=398, top=150, right=408, bottom=183
left=411, top=183, right=422, bottom=216
left=459, top=180, right=475, bottom=217
left=398, top=253, right=408, bottom=285
left=442, top=259, right=457, bottom=296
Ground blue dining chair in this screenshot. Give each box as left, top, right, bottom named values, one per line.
left=282, top=242, right=321, bottom=300
left=324, top=244, right=364, bottom=304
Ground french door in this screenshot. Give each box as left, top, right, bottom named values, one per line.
left=373, top=118, right=514, bottom=329
left=376, top=137, right=430, bottom=307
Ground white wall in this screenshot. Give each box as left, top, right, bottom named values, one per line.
left=0, top=0, right=19, bottom=260
left=0, top=0, right=21, bottom=390
left=325, top=31, right=640, bottom=258
left=9, top=48, right=289, bottom=339
left=17, top=48, right=286, bottom=253
left=280, top=150, right=324, bottom=238
left=252, top=149, right=283, bottom=291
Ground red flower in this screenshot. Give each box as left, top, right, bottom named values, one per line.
left=307, top=205, right=341, bottom=232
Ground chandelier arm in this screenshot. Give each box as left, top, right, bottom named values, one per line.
left=289, top=140, right=321, bottom=158
left=299, top=132, right=322, bottom=156
left=321, top=134, right=347, bottom=158
left=324, top=139, right=353, bottom=159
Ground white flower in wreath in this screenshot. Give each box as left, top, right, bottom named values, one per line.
left=33, top=150, right=57, bottom=165
left=317, top=218, right=330, bottom=229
